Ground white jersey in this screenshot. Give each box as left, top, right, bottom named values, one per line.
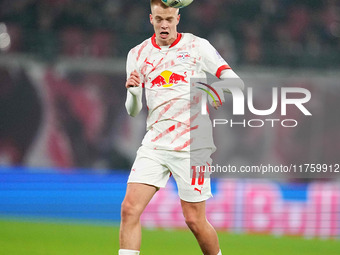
left=126, top=33, right=231, bottom=151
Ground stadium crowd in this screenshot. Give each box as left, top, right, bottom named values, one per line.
left=0, top=0, right=339, bottom=67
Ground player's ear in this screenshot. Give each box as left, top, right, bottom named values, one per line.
left=150, top=14, right=153, bottom=25
left=177, top=14, right=180, bottom=25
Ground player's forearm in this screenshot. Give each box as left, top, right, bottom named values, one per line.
left=125, top=87, right=142, bottom=117
left=218, top=69, right=245, bottom=93
left=207, top=70, right=244, bottom=105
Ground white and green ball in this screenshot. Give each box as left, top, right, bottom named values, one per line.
left=161, top=0, right=194, bottom=8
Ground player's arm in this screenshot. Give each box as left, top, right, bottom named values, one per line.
left=210, top=69, right=244, bottom=109
left=125, top=70, right=143, bottom=117
left=199, top=38, right=244, bottom=109
left=214, top=68, right=244, bottom=95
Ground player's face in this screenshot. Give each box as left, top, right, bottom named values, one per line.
left=150, top=6, right=180, bottom=46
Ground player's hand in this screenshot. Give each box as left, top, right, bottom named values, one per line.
left=212, top=101, right=222, bottom=110
left=126, top=70, right=141, bottom=89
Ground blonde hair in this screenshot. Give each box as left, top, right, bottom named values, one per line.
left=150, top=0, right=179, bottom=14
left=150, top=0, right=168, bottom=9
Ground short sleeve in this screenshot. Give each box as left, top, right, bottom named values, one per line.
left=199, top=38, right=231, bottom=78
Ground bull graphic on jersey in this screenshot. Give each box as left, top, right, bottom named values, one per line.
left=151, top=70, right=188, bottom=88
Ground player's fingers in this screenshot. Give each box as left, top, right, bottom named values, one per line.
left=130, top=75, right=141, bottom=85
left=129, top=74, right=141, bottom=84
left=126, top=70, right=141, bottom=88
left=131, top=70, right=140, bottom=78
left=129, top=70, right=141, bottom=81
left=126, top=79, right=140, bottom=88
left=130, top=70, right=140, bottom=80
left=213, top=101, right=221, bottom=109
left=126, top=80, right=138, bottom=88
left=126, top=77, right=140, bottom=88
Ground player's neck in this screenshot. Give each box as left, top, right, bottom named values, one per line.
left=153, top=33, right=181, bottom=48
left=156, top=38, right=176, bottom=47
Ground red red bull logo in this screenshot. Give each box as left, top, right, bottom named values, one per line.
left=151, top=70, right=187, bottom=88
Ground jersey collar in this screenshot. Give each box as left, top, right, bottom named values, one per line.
left=151, top=33, right=182, bottom=50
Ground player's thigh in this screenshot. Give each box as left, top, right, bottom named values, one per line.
left=121, top=183, right=157, bottom=216
left=181, top=199, right=207, bottom=222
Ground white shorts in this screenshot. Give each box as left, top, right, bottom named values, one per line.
left=128, top=146, right=213, bottom=202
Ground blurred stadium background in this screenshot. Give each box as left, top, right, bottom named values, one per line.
left=0, top=0, right=339, bottom=254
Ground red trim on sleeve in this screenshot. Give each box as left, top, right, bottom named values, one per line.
left=216, top=65, right=231, bottom=78
left=151, top=33, right=182, bottom=49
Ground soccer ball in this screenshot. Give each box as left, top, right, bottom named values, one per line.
left=161, top=0, right=194, bottom=8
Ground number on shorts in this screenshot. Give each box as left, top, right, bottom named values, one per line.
left=191, top=166, right=205, bottom=185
